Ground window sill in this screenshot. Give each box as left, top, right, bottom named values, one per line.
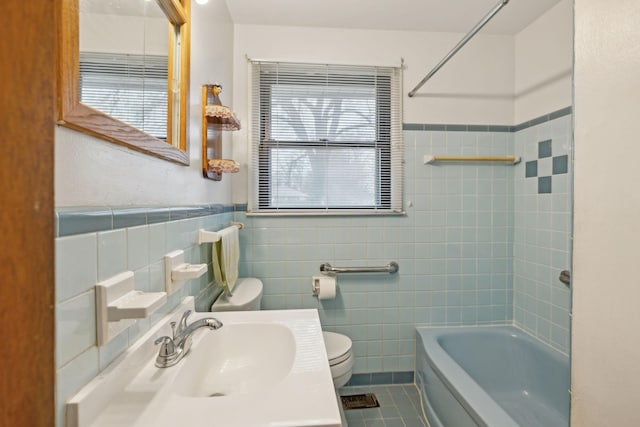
left=245, top=210, right=407, bottom=217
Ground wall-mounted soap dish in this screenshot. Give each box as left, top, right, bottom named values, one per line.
left=164, top=250, right=208, bottom=294
left=96, top=271, right=167, bottom=346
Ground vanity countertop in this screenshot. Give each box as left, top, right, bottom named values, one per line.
left=66, top=298, right=341, bottom=427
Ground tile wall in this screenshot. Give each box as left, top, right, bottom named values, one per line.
left=234, top=125, right=517, bottom=377
left=513, top=113, right=573, bottom=353
left=55, top=208, right=233, bottom=427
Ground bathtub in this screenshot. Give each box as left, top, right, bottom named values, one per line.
left=415, top=326, right=569, bottom=427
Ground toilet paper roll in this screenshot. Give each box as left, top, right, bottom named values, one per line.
left=313, top=276, right=336, bottom=300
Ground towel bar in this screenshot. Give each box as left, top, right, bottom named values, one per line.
left=424, top=155, right=521, bottom=165
left=320, top=262, right=399, bottom=275
left=197, top=222, right=243, bottom=244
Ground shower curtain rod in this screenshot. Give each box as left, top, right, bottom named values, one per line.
left=408, top=0, right=510, bottom=97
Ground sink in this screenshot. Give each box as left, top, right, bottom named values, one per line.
left=173, top=323, right=295, bottom=397
left=66, top=297, right=341, bottom=427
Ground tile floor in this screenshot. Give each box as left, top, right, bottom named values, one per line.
left=339, top=384, right=428, bottom=427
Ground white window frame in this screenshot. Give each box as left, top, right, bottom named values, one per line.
left=248, top=60, right=404, bottom=216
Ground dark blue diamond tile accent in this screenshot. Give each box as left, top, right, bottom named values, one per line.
left=538, top=140, right=552, bottom=158
left=525, top=160, right=538, bottom=178
left=538, top=176, right=552, bottom=194
left=553, top=155, right=568, bottom=174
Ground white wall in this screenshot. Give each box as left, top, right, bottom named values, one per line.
left=56, top=0, right=235, bottom=207
left=572, top=1, right=640, bottom=426
left=230, top=24, right=515, bottom=204
left=514, top=0, right=572, bottom=123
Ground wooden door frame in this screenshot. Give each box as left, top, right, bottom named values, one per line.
left=1, top=2, right=55, bottom=425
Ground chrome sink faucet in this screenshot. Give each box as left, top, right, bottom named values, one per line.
left=154, top=310, right=223, bottom=368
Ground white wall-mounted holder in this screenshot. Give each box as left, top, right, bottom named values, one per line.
left=197, top=222, right=244, bottom=244
left=164, top=250, right=208, bottom=294
left=423, top=155, right=521, bottom=165
left=96, top=271, right=167, bottom=346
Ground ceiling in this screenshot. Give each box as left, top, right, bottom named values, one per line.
left=224, top=0, right=562, bottom=35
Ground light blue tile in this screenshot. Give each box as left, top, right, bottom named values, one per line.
left=447, top=291, right=463, bottom=306
left=431, top=292, right=446, bottom=307
left=446, top=307, right=462, bottom=323
left=462, top=306, right=478, bottom=323
left=98, top=330, right=133, bottom=371
left=56, top=233, right=97, bottom=303
left=538, top=157, right=553, bottom=176
left=366, top=324, right=383, bottom=340
left=147, top=260, right=165, bottom=293
left=381, top=308, right=400, bottom=324
left=56, top=290, right=96, bottom=368
left=551, top=324, right=570, bottom=353
left=478, top=290, right=492, bottom=305
left=127, top=225, right=149, bottom=271
left=367, top=357, right=383, bottom=372
left=97, top=229, right=127, bottom=281
left=477, top=306, right=493, bottom=322
left=132, top=265, right=151, bottom=293
left=383, top=325, right=400, bottom=341
left=367, top=341, right=383, bottom=356
left=128, top=317, right=150, bottom=343
left=414, top=308, right=429, bottom=324
left=165, top=218, right=192, bottom=253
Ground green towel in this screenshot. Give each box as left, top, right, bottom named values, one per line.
left=212, top=240, right=227, bottom=294
left=212, top=226, right=239, bottom=295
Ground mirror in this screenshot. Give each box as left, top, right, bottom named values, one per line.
left=56, top=0, right=190, bottom=165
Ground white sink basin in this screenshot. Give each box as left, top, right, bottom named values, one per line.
left=66, top=297, right=341, bottom=427
left=173, top=323, right=296, bottom=397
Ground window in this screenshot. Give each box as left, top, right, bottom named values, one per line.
left=79, top=52, right=168, bottom=140
left=249, top=61, right=403, bottom=215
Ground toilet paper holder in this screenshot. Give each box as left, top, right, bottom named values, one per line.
left=312, top=276, right=336, bottom=298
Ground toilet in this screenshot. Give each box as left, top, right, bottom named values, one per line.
left=322, top=331, right=354, bottom=388
left=210, top=278, right=354, bottom=389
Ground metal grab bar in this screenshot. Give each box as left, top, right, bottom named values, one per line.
left=320, top=262, right=399, bottom=275
left=408, top=0, right=510, bottom=97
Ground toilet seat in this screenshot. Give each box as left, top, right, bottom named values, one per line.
left=330, top=352, right=354, bottom=377
left=323, top=331, right=353, bottom=366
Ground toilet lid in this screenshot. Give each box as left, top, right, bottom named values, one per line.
left=323, top=332, right=352, bottom=365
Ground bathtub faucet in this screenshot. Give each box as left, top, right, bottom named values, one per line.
left=154, top=310, right=223, bottom=368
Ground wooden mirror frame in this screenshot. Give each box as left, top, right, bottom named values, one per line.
left=56, top=0, right=191, bottom=165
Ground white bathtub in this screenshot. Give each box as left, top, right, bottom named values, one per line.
left=415, top=326, right=570, bottom=427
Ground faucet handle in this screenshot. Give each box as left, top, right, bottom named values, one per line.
left=170, top=321, right=177, bottom=339
left=154, top=336, right=180, bottom=368
left=154, top=336, right=176, bottom=356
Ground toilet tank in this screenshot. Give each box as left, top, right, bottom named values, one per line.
left=210, top=278, right=263, bottom=312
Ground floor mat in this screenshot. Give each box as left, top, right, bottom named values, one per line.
left=340, top=393, right=380, bottom=410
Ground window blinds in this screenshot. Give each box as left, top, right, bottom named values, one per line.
left=248, top=61, right=403, bottom=215
left=79, top=52, right=168, bottom=140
